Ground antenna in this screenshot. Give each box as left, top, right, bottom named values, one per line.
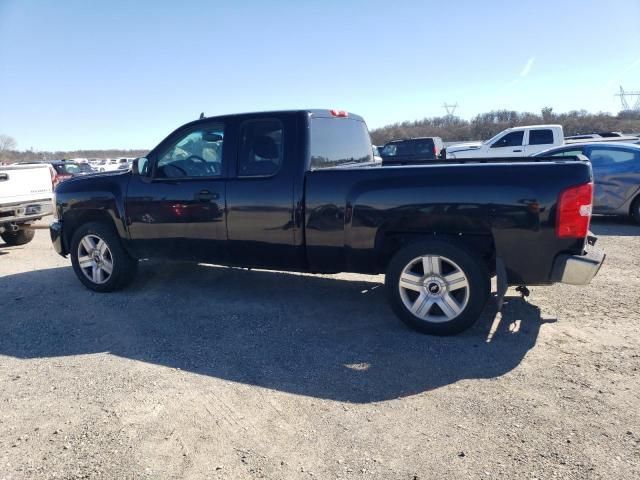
left=443, top=102, right=458, bottom=117
left=199, top=112, right=205, bottom=119
left=616, top=86, right=640, bottom=111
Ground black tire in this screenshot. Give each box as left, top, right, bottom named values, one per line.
left=385, top=239, right=490, bottom=335
left=631, top=195, right=640, bottom=225
left=1, top=228, right=35, bottom=246
left=69, top=222, right=138, bottom=292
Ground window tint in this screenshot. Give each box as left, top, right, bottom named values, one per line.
left=415, top=140, right=435, bottom=156
left=589, top=148, right=637, bottom=166
left=310, top=118, right=373, bottom=168
left=382, top=142, right=414, bottom=157
left=529, top=129, right=554, bottom=145
left=157, top=125, right=224, bottom=178
left=238, top=118, right=283, bottom=177
left=63, top=164, right=81, bottom=174
left=491, top=131, right=524, bottom=148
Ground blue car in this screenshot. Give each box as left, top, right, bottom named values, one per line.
left=534, top=142, right=640, bottom=224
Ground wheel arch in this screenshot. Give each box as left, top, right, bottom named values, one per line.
left=375, top=230, right=496, bottom=275
left=62, top=209, right=126, bottom=254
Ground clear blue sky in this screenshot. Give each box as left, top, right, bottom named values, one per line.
left=1, top=0, right=639, bottom=151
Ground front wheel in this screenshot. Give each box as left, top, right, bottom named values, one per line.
left=70, top=222, right=138, bottom=292
left=386, top=240, right=490, bottom=335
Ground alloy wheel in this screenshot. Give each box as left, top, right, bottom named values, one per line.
left=398, top=254, right=470, bottom=323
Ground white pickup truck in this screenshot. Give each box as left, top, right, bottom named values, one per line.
left=0, top=163, right=54, bottom=245
left=445, top=125, right=564, bottom=159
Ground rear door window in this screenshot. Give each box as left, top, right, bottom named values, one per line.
left=529, top=129, right=554, bottom=145
left=238, top=118, right=283, bottom=177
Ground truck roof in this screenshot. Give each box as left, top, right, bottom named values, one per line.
left=197, top=109, right=365, bottom=123
left=503, top=124, right=563, bottom=130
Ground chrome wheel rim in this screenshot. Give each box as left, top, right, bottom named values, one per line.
left=398, top=254, right=469, bottom=323
left=77, top=234, right=113, bottom=284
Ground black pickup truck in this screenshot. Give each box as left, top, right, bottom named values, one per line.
left=50, top=109, right=604, bottom=335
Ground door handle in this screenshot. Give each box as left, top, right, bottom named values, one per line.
left=513, top=149, right=523, bottom=153
left=195, top=190, right=219, bottom=201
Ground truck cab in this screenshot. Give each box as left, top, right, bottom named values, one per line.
left=446, top=125, right=564, bottom=159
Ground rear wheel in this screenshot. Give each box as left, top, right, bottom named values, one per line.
left=1, top=228, right=35, bottom=246
left=70, top=222, right=138, bottom=292
left=386, top=240, right=490, bottom=335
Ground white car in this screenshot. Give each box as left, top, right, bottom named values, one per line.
left=0, top=163, right=54, bottom=245
left=446, top=125, right=564, bottom=159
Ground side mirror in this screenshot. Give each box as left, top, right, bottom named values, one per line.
left=132, top=157, right=150, bottom=176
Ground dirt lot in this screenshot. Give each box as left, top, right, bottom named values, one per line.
left=0, top=218, right=639, bottom=479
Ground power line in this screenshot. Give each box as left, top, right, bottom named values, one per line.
left=615, top=86, right=640, bottom=111
left=443, top=102, right=458, bottom=117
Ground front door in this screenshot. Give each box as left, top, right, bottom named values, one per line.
left=488, top=130, right=525, bottom=157
left=126, top=121, right=228, bottom=263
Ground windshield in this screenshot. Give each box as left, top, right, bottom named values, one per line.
left=483, top=131, right=508, bottom=145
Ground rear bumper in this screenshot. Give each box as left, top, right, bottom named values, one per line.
left=551, top=243, right=605, bottom=285
left=50, top=221, right=67, bottom=257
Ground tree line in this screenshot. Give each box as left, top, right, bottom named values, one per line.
left=0, top=143, right=148, bottom=164
left=370, top=108, right=640, bottom=145
left=2, top=108, right=640, bottom=162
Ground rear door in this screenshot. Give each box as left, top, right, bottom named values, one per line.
left=225, top=113, right=303, bottom=269
left=524, top=128, right=556, bottom=156
left=488, top=130, right=525, bottom=157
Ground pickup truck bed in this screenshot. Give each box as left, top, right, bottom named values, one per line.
left=49, top=109, right=604, bottom=335
left=0, top=164, right=54, bottom=245
left=306, top=159, right=592, bottom=285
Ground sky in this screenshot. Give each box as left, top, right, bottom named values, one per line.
left=1, top=0, right=639, bottom=151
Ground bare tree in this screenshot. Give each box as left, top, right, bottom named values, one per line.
left=0, top=134, right=17, bottom=151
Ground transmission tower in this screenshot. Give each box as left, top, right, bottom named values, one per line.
left=443, top=102, right=458, bottom=117
left=616, top=86, right=640, bottom=111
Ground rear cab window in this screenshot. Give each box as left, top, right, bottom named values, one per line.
left=309, top=117, right=373, bottom=169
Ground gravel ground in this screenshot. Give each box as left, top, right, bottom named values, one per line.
left=0, top=218, right=639, bottom=479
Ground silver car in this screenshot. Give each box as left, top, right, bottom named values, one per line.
left=534, top=142, right=640, bottom=224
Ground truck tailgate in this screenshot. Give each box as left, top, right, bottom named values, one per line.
left=0, top=164, right=53, bottom=203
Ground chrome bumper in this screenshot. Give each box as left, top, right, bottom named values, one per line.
left=551, top=244, right=605, bottom=286
left=0, top=199, right=53, bottom=224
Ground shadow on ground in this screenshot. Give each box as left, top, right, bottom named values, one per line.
left=0, top=263, right=554, bottom=403
left=590, top=215, right=640, bottom=236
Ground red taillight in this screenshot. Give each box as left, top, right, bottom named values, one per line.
left=330, top=109, right=348, bottom=117
left=556, top=182, right=593, bottom=238
left=433, top=145, right=438, bottom=156
left=48, top=165, right=58, bottom=188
